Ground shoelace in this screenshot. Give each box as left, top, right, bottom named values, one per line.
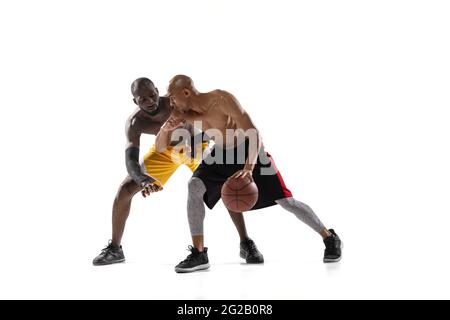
left=178, top=245, right=197, bottom=264
left=101, top=241, right=117, bottom=254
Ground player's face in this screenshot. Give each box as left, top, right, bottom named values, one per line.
left=133, top=87, right=159, bottom=113
left=169, top=89, right=189, bottom=112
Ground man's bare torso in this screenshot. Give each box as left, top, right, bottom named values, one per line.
left=182, top=90, right=243, bottom=148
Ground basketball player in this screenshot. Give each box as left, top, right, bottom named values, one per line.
left=157, top=75, right=342, bottom=273
left=92, top=78, right=264, bottom=266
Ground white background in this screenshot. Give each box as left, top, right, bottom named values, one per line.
left=0, top=0, right=449, bottom=299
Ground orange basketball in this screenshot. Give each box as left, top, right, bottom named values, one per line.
left=221, top=176, right=259, bottom=212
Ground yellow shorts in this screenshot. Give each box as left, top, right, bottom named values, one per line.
left=142, top=142, right=209, bottom=186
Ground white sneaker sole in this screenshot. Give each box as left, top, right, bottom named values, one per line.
left=175, top=263, right=210, bottom=273
left=93, top=258, right=125, bottom=266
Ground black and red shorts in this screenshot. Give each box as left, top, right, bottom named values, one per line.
left=193, top=140, right=292, bottom=210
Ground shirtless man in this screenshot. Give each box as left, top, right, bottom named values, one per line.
left=92, top=77, right=264, bottom=266
left=157, top=75, right=342, bottom=273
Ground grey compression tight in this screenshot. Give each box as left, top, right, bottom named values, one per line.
left=187, top=177, right=325, bottom=236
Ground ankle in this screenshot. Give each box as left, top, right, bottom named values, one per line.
left=110, top=240, right=121, bottom=248
left=320, top=229, right=332, bottom=239
left=194, top=245, right=204, bottom=252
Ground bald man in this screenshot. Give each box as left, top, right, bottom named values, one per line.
left=92, top=77, right=264, bottom=266
left=157, top=75, right=342, bottom=273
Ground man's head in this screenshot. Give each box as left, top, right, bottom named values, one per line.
left=131, top=77, right=159, bottom=114
left=167, top=75, right=197, bottom=112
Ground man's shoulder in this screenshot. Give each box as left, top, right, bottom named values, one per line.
left=208, top=90, right=241, bottom=114
left=126, top=110, right=142, bottom=128
left=207, top=90, right=234, bottom=108
left=126, top=110, right=153, bottom=134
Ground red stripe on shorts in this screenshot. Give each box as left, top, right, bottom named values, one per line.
left=266, top=152, right=293, bottom=198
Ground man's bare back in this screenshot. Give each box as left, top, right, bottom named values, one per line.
left=167, top=90, right=254, bottom=148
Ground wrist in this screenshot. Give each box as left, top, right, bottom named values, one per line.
left=140, top=175, right=155, bottom=186
left=244, top=164, right=255, bottom=172
left=161, top=126, right=172, bottom=132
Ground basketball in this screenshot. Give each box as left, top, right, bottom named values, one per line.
left=221, top=176, right=259, bottom=212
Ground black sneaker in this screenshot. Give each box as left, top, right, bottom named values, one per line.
left=323, top=229, right=343, bottom=263
left=92, top=240, right=125, bottom=266
left=175, top=246, right=210, bottom=273
left=240, top=238, right=264, bottom=264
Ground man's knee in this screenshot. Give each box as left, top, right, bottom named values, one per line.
left=276, top=197, right=296, bottom=209
left=188, top=177, right=206, bottom=196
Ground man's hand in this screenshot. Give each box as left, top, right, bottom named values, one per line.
left=171, top=109, right=185, bottom=120
left=155, top=112, right=187, bottom=153
left=140, top=178, right=163, bottom=198
left=230, top=168, right=253, bottom=181
left=161, top=113, right=185, bottom=132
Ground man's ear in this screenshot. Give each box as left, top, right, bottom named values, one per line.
left=183, top=89, right=191, bottom=97
left=133, top=98, right=137, bottom=105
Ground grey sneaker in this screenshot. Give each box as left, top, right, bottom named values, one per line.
left=175, top=246, right=210, bottom=273
left=93, top=241, right=125, bottom=266
left=240, top=238, right=264, bottom=264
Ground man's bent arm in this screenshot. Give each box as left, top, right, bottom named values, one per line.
left=155, top=115, right=186, bottom=153
left=220, top=91, right=262, bottom=171
left=125, top=118, right=154, bottom=186
left=155, top=126, right=172, bottom=153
